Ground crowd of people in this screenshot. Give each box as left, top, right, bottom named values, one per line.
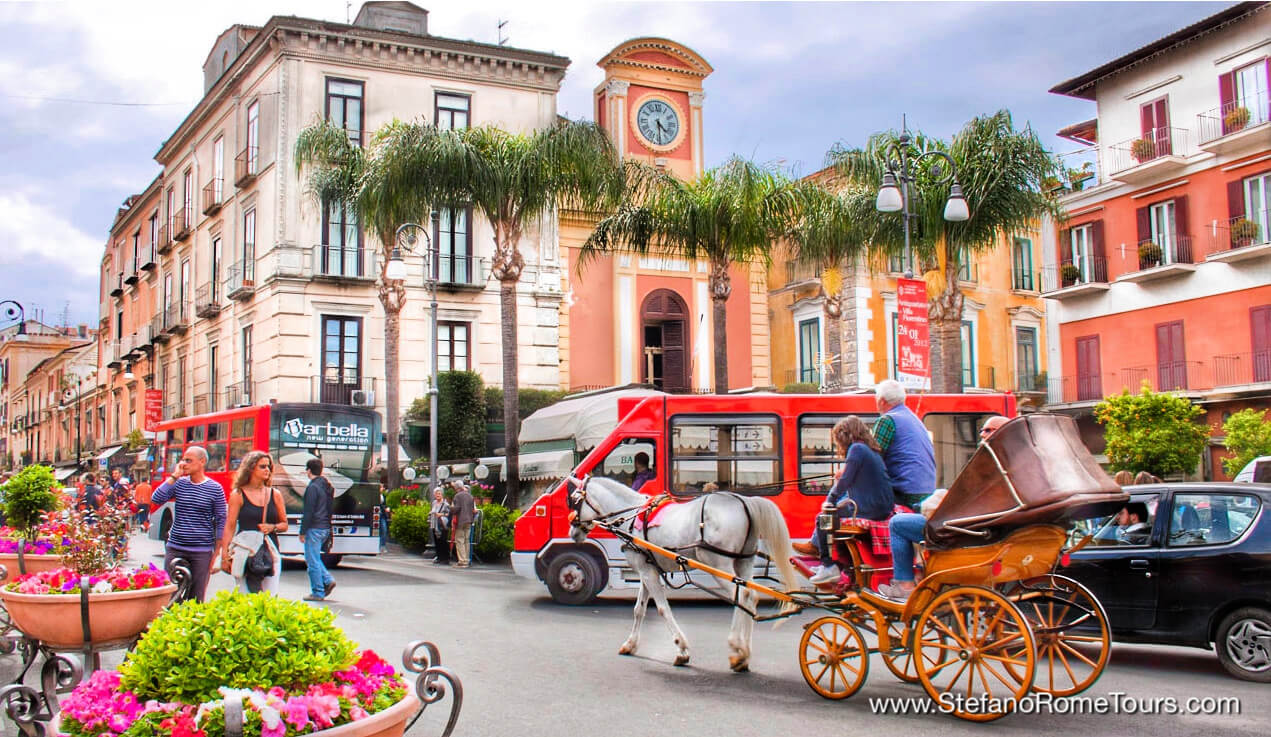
left=426, top=480, right=477, bottom=568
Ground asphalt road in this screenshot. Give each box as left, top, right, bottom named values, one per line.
left=2, top=534, right=1266, bottom=737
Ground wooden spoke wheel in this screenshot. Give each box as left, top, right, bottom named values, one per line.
left=914, top=586, right=1036, bottom=722
left=798, top=616, right=870, bottom=700
left=880, top=616, right=949, bottom=684
left=1003, top=574, right=1111, bottom=697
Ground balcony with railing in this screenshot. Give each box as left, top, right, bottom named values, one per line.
left=172, top=211, right=192, bottom=242
left=194, top=282, right=223, bottom=319
left=433, top=253, right=488, bottom=291
left=139, top=241, right=157, bottom=272
left=142, top=321, right=160, bottom=347
left=109, top=273, right=124, bottom=297
left=1041, top=255, right=1108, bottom=298
left=1011, top=267, right=1039, bottom=293
left=162, top=303, right=189, bottom=335
left=224, top=381, right=253, bottom=408
left=234, top=146, right=259, bottom=187
left=226, top=260, right=256, bottom=300
left=1213, top=352, right=1271, bottom=388
left=1197, top=91, right=1270, bottom=155
left=1014, top=371, right=1047, bottom=395
left=1204, top=210, right=1271, bottom=264
left=1117, top=233, right=1196, bottom=283
left=105, top=341, right=123, bottom=369
left=313, top=244, right=377, bottom=282
left=962, top=364, right=999, bottom=392
left=157, top=223, right=173, bottom=255
left=1115, top=362, right=1204, bottom=394
left=150, top=313, right=170, bottom=344
left=311, top=375, right=376, bottom=406
left=202, top=178, right=224, bottom=216
left=124, top=266, right=140, bottom=286
left=1108, top=127, right=1189, bottom=185
left=1046, top=374, right=1104, bottom=405
left=124, top=332, right=144, bottom=360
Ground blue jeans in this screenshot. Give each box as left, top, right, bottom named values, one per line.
left=304, top=528, right=334, bottom=597
left=889, top=513, right=927, bottom=583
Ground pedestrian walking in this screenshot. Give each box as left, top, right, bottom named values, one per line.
left=133, top=477, right=153, bottom=531
left=79, top=473, right=104, bottom=515
left=429, top=487, right=451, bottom=565
left=451, top=482, right=475, bottom=568
left=301, top=458, right=336, bottom=601
left=150, top=446, right=227, bottom=603
left=220, top=451, right=287, bottom=594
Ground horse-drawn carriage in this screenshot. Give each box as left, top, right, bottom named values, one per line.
left=567, top=414, right=1127, bottom=722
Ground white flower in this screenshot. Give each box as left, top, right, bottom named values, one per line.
left=259, top=705, right=281, bottom=730
left=91, top=580, right=113, bottom=594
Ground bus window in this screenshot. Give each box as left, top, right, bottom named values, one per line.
left=231, top=417, right=254, bottom=440
left=165, top=446, right=182, bottom=475
left=208, top=421, right=229, bottom=442
left=168, top=428, right=185, bottom=445
left=670, top=416, right=780, bottom=495
left=188, top=425, right=206, bottom=444
left=922, top=413, right=995, bottom=488
left=797, top=414, right=878, bottom=496
left=206, top=442, right=228, bottom=473
left=590, top=438, right=655, bottom=490
left=229, top=440, right=253, bottom=470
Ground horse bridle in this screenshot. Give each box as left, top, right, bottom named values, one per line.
left=567, top=475, right=666, bottom=536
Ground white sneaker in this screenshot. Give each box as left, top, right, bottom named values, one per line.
left=808, top=565, right=841, bottom=585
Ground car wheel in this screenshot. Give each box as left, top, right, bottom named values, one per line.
left=320, top=554, right=343, bottom=569
left=546, top=551, right=602, bottom=605
left=1215, top=607, right=1271, bottom=683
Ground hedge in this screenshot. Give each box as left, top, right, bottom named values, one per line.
left=484, top=387, right=568, bottom=421
left=475, top=503, right=520, bottom=560
left=389, top=503, right=432, bottom=551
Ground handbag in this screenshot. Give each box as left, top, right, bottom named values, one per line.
left=246, top=541, right=273, bottom=577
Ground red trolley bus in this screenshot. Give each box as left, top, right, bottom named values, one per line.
left=513, top=392, right=1017, bottom=604
left=147, top=403, right=383, bottom=563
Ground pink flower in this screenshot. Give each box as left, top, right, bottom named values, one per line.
left=283, top=698, right=311, bottom=730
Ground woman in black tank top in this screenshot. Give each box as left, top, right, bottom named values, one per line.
left=220, top=451, right=289, bottom=593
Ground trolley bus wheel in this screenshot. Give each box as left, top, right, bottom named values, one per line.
left=1003, top=574, right=1110, bottom=697
left=798, top=616, right=869, bottom=700
left=915, top=586, right=1035, bottom=723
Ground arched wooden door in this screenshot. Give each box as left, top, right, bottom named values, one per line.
left=641, top=289, right=690, bottom=393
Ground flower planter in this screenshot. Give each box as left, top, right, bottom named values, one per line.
left=0, top=553, right=67, bottom=577
left=0, top=583, right=176, bottom=648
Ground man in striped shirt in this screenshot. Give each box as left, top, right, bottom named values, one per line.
left=152, top=445, right=227, bottom=602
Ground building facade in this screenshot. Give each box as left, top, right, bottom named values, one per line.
left=559, top=38, right=771, bottom=393
left=1045, top=2, right=1271, bottom=478
left=94, top=2, right=570, bottom=451
left=0, top=322, right=96, bottom=472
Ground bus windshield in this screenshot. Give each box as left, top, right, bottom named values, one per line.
left=268, top=405, right=380, bottom=523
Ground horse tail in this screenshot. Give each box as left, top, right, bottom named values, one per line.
left=745, top=496, right=800, bottom=599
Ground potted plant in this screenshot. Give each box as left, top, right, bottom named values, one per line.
left=52, top=593, right=459, bottom=737
left=1060, top=263, right=1082, bottom=285
left=1137, top=240, right=1163, bottom=268
left=1041, top=176, right=1064, bottom=194
left=1130, top=137, right=1156, bottom=162
left=1224, top=106, right=1251, bottom=133
left=0, top=465, right=65, bottom=575
left=1066, top=165, right=1094, bottom=191
left=1231, top=217, right=1260, bottom=248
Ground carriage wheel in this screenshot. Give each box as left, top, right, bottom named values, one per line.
left=915, top=586, right=1035, bottom=722
left=880, top=617, right=949, bottom=684
left=1004, top=574, right=1111, bottom=697
left=798, top=616, right=869, bottom=700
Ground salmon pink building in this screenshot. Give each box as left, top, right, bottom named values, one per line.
left=1044, top=2, right=1270, bottom=478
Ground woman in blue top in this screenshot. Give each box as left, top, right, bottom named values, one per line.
left=809, top=416, right=893, bottom=585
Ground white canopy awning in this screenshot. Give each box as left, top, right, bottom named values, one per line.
left=96, top=446, right=123, bottom=462
left=518, top=388, right=664, bottom=451
left=53, top=467, right=78, bottom=481
left=509, top=449, right=576, bottom=482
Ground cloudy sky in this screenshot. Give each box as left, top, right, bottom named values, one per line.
left=0, top=0, right=1223, bottom=327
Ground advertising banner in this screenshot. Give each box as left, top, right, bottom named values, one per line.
left=144, top=389, right=163, bottom=432
left=896, top=277, right=931, bottom=391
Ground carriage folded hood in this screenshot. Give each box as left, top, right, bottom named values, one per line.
left=925, top=414, right=1128, bottom=550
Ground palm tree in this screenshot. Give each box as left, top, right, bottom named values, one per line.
left=582, top=157, right=853, bottom=393
left=826, top=111, right=1061, bottom=393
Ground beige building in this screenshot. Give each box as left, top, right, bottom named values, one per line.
left=1, top=323, right=97, bottom=477
left=99, top=2, right=571, bottom=435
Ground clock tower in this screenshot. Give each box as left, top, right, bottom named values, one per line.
left=595, top=38, right=712, bottom=180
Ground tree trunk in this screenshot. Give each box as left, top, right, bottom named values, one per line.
left=500, top=277, right=520, bottom=508
left=838, top=259, right=859, bottom=390
left=928, top=253, right=964, bottom=394
left=709, top=258, right=732, bottom=393
left=377, top=237, right=408, bottom=490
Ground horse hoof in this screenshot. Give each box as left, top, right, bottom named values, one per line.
left=618, top=643, right=636, bottom=656
left=729, top=656, right=750, bottom=672
left=673, top=654, right=691, bottom=667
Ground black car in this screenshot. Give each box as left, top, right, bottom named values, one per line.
left=1065, top=482, right=1271, bottom=682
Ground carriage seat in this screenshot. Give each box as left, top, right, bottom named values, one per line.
left=833, top=517, right=892, bottom=556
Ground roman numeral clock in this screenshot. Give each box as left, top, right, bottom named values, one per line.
left=631, top=94, right=687, bottom=153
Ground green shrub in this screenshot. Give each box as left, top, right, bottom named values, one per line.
left=780, top=382, right=820, bottom=394
left=1094, top=383, right=1210, bottom=478
left=386, top=486, right=424, bottom=510
left=484, top=386, right=568, bottom=420
left=1222, top=409, right=1271, bottom=477
left=437, top=371, right=486, bottom=460
left=4, top=465, right=60, bottom=537
left=475, top=503, right=520, bottom=560
left=389, top=503, right=432, bottom=551
left=118, top=592, right=356, bottom=703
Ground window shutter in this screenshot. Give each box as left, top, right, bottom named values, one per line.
left=1228, top=179, right=1246, bottom=221
left=465, top=206, right=475, bottom=282
left=1090, top=220, right=1107, bottom=280
left=1218, top=71, right=1235, bottom=112
left=1174, top=196, right=1190, bottom=260
left=662, top=321, right=686, bottom=393
left=1136, top=206, right=1150, bottom=245
left=1140, top=102, right=1154, bottom=137
left=1059, top=228, right=1072, bottom=265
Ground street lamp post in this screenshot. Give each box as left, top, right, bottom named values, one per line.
left=387, top=213, right=441, bottom=492
left=873, top=118, right=970, bottom=277
left=0, top=300, right=27, bottom=340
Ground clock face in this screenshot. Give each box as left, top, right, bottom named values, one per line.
left=636, top=99, right=681, bottom=147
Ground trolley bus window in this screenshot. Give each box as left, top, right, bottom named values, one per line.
left=165, top=446, right=182, bottom=474
left=228, top=440, right=253, bottom=470
left=797, top=414, right=878, bottom=495
left=231, top=417, right=254, bottom=439
left=921, top=413, right=995, bottom=488
left=591, top=438, right=656, bottom=489
left=670, top=416, right=780, bottom=495
left=206, top=442, right=228, bottom=473
left=208, top=421, right=228, bottom=442
left=188, top=424, right=206, bottom=444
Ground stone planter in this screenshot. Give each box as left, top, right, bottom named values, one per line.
left=0, top=553, right=68, bottom=577
left=0, top=584, right=177, bottom=649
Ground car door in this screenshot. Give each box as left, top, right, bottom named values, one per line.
left=1065, top=491, right=1162, bottom=631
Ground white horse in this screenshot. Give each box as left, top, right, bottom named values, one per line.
left=567, top=475, right=800, bottom=671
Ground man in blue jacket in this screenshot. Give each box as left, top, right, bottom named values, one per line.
left=301, top=458, right=336, bottom=602
left=870, top=379, right=936, bottom=510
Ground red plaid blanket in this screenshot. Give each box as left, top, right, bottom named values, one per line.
left=841, top=506, right=910, bottom=556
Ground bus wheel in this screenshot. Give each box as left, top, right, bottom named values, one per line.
left=321, top=554, right=343, bottom=569
left=158, top=512, right=172, bottom=543
left=547, top=551, right=602, bottom=605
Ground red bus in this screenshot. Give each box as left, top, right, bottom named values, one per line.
left=512, top=392, right=1017, bottom=604
left=147, top=403, right=383, bottom=563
